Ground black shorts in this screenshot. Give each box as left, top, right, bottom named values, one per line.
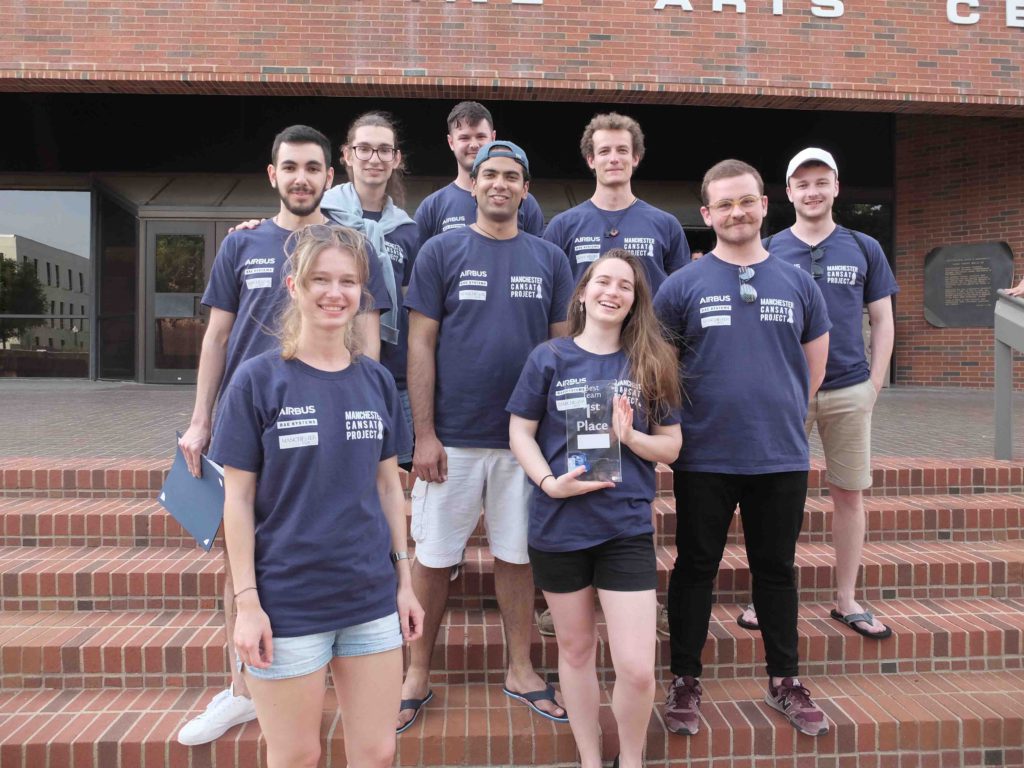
left=528, top=533, right=657, bottom=593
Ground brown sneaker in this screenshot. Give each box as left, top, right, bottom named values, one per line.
left=537, top=607, right=556, bottom=637
left=656, top=603, right=670, bottom=638
left=663, top=675, right=702, bottom=735
left=765, top=678, right=829, bottom=736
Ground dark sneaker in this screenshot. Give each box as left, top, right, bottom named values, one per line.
left=663, top=675, right=702, bottom=735
left=765, top=678, right=829, bottom=736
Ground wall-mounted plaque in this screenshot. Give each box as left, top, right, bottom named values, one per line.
left=923, top=241, right=1014, bottom=328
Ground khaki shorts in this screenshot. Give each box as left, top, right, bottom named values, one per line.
left=410, top=446, right=530, bottom=568
left=806, top=379, right=878, bottom=491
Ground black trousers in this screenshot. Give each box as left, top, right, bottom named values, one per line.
left=667, top=470, right=807, bottom=679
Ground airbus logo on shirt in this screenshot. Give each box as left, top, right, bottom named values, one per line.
left=699, top=293, right=732, bottom=328
left=510, top=274, right=543, bottom=300
left=572, top=235, right=602, bottom=264
left=458, top=268, right=487, bottom=301
left=441, top=215, right=467, bottom=231
left=243, top=257, right=275, bottom=289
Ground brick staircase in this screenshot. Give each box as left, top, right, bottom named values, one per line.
left=0, top=457, right=1022, bottom=767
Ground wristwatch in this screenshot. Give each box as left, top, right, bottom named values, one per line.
left=390, top=551, right=410, bottom=565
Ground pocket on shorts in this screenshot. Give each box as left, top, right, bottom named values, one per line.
left=410, top=479, right=428, bottom=543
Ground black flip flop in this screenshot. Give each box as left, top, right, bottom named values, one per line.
left=830, top=609, right=893, bottom=640
left=502, top=683, right=569, bottom=723
left=736, top=603, right=759, bottom=631
left=396, top=689, right=434, bottom=734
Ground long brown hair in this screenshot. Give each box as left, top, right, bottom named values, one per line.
left=278, top=224, right=370, bottom=360
left=341, top=111, right=407, bottom=208
left=568, top=249, right=682, bottom=418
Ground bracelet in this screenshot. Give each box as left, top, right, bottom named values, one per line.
left=539, top=474, right=554, bottom=490
left=233, top=586, right=257, bottom=599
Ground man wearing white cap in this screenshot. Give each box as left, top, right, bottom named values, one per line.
left=738, top=148, right=898, bottom=640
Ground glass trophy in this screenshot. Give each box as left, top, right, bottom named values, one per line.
left=563, top=379, right=622, bottom=482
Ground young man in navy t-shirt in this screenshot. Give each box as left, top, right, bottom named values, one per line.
left=543, top=112, right=690, bottom=295
left=738, top=148, right=898, bottom=640
left=654, top=159, right=832, bottom=738
left=175, top=125, right=391, bottom=747
left=414, top=101, right=545, bottom=239
left=399, top=141, right=574, bottom=731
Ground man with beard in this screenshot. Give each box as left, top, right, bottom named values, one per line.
left=414, top=101, right=545, bottom=239
left=175, top=125, right=391, bottom=746
left=654, top=159, right=832, bottom=738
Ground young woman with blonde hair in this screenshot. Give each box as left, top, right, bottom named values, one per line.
left=508, top=249, right=682, bottom=768
left=210, top=224, right=423, bottom=768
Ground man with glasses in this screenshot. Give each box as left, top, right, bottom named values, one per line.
left=399, top=141, right=573, bottom=732
left=543, top=112, right=689, bottom=294
left=737, top=148, right=898, bottom=639
left=415, top=101, right=545, bottom=239
left=653, top=159, right=832, bottom=737
left=175, top=125, right=392, bottom=747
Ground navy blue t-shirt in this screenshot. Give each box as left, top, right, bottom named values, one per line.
left=507, top=337, right=680, bottom=551
left=202, top=219, right=393, bottom=394
left=543, top=200, right=690, bottom=294
left=405, top=227, right=574, bottom=449
left=362, top=211, right=421, bottom=389
left=210, top=350, right=410, bottom=638
left=653, top=253, right=831, bottom=474
left=414, top=182, right=545, bottom=241
left=766, top=226, right=898, bottom=391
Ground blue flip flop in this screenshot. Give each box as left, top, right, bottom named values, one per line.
left=502, top=683, right=569, bottom=723
left=396, top=689, right=434, bottom=734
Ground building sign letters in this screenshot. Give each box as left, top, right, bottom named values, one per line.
left=444, top=0, right=1024, bottom=27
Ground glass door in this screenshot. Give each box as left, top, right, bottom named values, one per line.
left=144, top=221, right=215, bottom=383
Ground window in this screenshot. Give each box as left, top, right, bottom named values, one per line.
left=68, top=269, right=72, bottom=290
left=50, top=300, right=55, bottom=327
left=46, top=262, right=51, bottom=286
left=79, top=272, right=84, bottom=293
left=34, top=258, right=38, bottom=277
left=59, top=302, right=64, bottom=329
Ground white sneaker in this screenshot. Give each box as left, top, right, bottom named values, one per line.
left=177, top=685, right=257, bottom=746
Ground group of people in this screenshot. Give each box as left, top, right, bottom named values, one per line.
left=172, top=101, right=898, bottom=768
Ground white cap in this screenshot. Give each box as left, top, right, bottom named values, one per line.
left=786, top=148, right=838, bottom=183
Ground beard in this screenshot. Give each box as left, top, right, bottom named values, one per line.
left=278, top=182, right=326, bottom=218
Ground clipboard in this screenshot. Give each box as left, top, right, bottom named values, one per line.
left=158, top=435, right=225, bottom=552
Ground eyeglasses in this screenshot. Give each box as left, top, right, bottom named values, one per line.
left=810, top=246, right=825, bottom=279
left=352, top=144, right=396, bottom=162
left=738, top=266, right=757, bottom=304
left=708, top=196, right=762, bottom=215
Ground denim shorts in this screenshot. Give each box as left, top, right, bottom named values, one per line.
left=241, top=612, right=402, bottom=681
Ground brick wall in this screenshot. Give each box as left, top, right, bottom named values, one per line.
left=1, top=0, right=1021, bottom=114
left=893, top=115, right=1024, bottom=388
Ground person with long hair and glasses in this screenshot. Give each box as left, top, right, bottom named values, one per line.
left=210, top=224, right=423, bottom=768
left=507, top=249, right=682, bottom=768
left=322, top=111, right=421, bottom=470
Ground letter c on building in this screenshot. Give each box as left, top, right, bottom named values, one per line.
left=947, top=0, right=980, bottom=24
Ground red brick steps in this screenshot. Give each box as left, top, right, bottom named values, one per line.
left=2, top=492, right=1022, bottom=554
left=5, top=457, right=1024, bottom=499
left=1, top=671, right=1022, bottom=767
left=2, top=598, right=1020, bottom=692
left=655, top=493, right=1024, bottom=546
left=446, top=541, right=1024, bottom=608
left=2, top=540, right=1021, bottom=612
